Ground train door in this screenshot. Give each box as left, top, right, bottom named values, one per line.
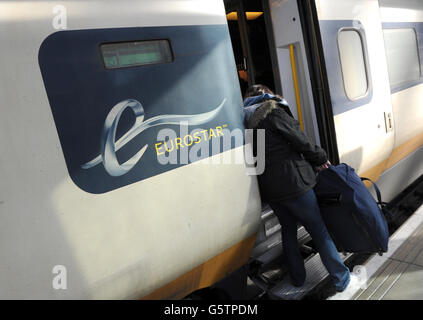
left=313, top=0, right=395, bottom=182
left=224, top=0, right=324, bottom=150
left=224, top=0, right=277, bottom=96
left=267, top=0, right=326, bottom=149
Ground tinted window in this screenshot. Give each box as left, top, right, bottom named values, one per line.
left=383, top=28, right=420, bottom=87
left=338, top=30, right=368, bottom=100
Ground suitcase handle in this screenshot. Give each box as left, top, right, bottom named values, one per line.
left=360, top=177, right=382, bottom=203
left=360, top=177, right=394, bottom=222
left=316, top=193, right=342, bottom=207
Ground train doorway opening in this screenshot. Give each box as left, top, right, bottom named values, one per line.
left=224, top=0, right=277, bottom=97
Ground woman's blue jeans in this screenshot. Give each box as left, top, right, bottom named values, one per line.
left=269, top=188, right=350, bottom=291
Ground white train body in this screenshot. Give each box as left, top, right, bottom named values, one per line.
left=314, top=0, right=423, bottom=201
left=0, top=0, right=261, bottom=299
left=268, top=0, right=423, bottom=201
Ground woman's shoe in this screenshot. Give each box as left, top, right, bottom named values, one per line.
left=328, top=274, right=363, bottom=300
left=291, top=278, right=305, bottom=287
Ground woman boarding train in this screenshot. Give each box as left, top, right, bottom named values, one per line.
left=243, top=84, right=359, bottom=293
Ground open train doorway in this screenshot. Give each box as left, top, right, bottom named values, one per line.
left=224, top=0, right=327, bottom=152
left=224, top=0, right=278, bottom=97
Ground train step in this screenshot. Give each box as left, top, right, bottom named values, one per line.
left=268, top=252, right=347, bottom=300
left=269, top=253, right=327, bottom=300
left=251, top=204, right=311, bottom=260
left=249, top=205, right=352, bottom=300
left=252, top=252, right=351, bottom=300
left=254, top=226, right=310, bottom=265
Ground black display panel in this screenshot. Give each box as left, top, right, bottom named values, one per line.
left=100, top=40, right=173, bottom=69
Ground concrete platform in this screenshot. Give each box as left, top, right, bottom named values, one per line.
left=329, top=204, right=423, bottom=300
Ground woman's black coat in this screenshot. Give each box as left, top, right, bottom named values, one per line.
left=246, top=99, right=328, bottom=202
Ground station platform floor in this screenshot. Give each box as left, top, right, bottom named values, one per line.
left=329, top=204, right=423, bottom=300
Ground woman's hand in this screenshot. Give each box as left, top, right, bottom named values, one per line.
left=316, top=160, right=331, bottom=172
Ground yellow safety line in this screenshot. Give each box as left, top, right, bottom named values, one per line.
left=289, top=44, right=304, bottom=131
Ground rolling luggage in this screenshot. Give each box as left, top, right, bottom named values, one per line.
left=314, top=163, right=390, bottom=254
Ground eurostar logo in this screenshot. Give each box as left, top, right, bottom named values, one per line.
left=81, top=98, right=226, bottom=176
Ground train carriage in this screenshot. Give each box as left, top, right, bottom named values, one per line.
left=0, top=0, right=422, bottom=299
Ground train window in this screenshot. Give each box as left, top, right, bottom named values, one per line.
left=100, top=40, right=173, bottom=69
left=383, top=28, right=420, bottom=88
left=337, top=29, right=368, bottom=100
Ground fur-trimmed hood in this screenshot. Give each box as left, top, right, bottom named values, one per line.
left=246, top=99, right=293, bottom=129
left=247, top=100, right=278, bottom=129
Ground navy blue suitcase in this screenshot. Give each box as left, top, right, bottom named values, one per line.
left=314, top=164, right=390, bottom=254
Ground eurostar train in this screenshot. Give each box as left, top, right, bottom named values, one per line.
left=0, top=0, right=422, bottom=299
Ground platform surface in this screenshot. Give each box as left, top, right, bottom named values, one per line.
left=329, top=204, right=423, bottom=300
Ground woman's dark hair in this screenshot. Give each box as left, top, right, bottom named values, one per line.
left=244, top=84, right=274, bottom=99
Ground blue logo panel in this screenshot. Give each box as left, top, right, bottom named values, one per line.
left=39, top=25, right=244, bottom=194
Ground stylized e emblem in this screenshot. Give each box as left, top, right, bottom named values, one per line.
left=101, top=99, right=147, bottom=176
left=82, top=98, right=226, bottom=176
